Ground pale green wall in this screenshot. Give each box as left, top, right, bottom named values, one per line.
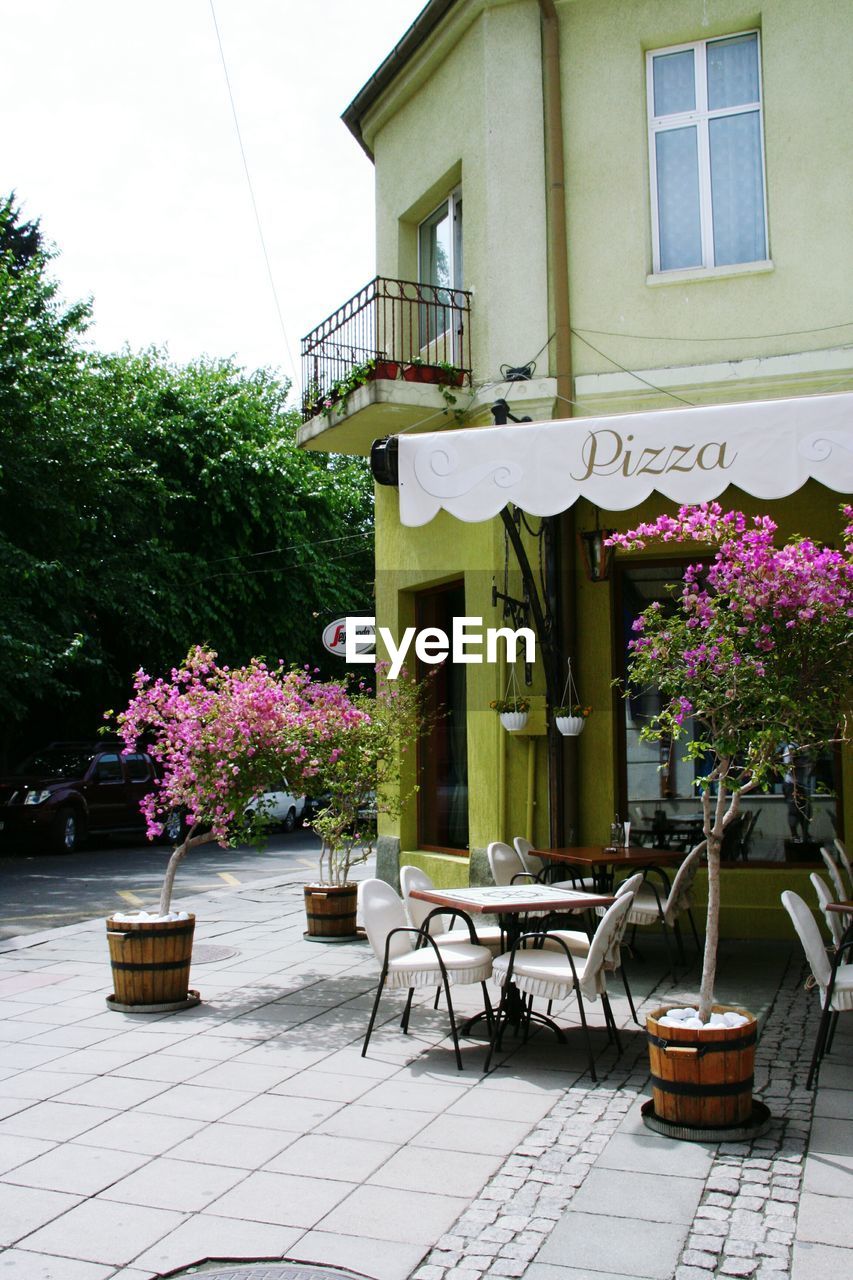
left=348, top=0, right=852, bottom=930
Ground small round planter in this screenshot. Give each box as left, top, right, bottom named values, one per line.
left=645, top=1003, right=758, bottom=1132
left=304, top=883, right=360, bottom=942
left=499, top=711, right=529, bottom=732
left=556, top=715, right=586, bottom=737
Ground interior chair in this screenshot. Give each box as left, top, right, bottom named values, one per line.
left=781, top=889, right=853, bottom=1089
left=485, top=893, right=634, bottom=1081
left=612, top=845, right=703, bottom=979
left=834, top=838, right=853, bottom=896
left=360, top=878, right=493, bottom=1070
left=541, top=872, right=645, bottom=1024
left=820, top=846, right=847, bottom=903
left=810, top=872, right=846, bottom=950
left=400, top=864, right=503, bottom=953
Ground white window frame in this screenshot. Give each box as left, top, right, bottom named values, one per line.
left=647, top=30, right=769, bottom=275
left=418, top=187, right=463, bottom=356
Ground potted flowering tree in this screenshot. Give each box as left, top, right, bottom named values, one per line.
left=107, top=647, right=342, bottom=1009
left=607, top=503, right=853, bottom=1132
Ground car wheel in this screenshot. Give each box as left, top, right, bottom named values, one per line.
left=52, top=808, right=81, bottom=854
left=282, top=807, right=297, bottom=834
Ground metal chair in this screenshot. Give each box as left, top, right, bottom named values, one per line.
left=781, top=889, right=853, bottom=1089
left=810, top=872, right=846, bottom=949
left=821, top=846, right=847, bottom=903
left=613, top=845, right=703, bottom=978
left=487, top=840, right=534, bottom=886
left=512, top=834, right=596, bottom=892
left=400, top=864, right=503, bottom=953
left=360, top=878, right=493, bottom=1070
left=485, top=893, right=634, bottom=1081
left=513, top=835, right=546, bottom=880
left=833, top=838, right=853, bottom=897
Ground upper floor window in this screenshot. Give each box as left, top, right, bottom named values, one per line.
left=418, top=189, right=463, bottom=349
left=647, top=31, right=768, bottom=273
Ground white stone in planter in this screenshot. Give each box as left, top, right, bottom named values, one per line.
left=500, top=711, right=529, bottom=732
left=556, top=715, right=586, bottom=736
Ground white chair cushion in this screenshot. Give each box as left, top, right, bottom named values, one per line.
left=429, top=925, right=504, bottom=954
left=825, top=963, right=853, bottom=1012
left=385, top=940, right=493, bottom=990
left=492, top=948, right=595, bottom=1002
left=595, top=885, right=663, bottom=925
left=538, top=929, right=590, bottom=956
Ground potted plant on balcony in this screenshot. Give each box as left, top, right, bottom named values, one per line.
left=107, top=646, right=315, bottom=1011
left=608, top=502, right=853, bottom=1136
left=320, top=357, right=401, bottom=421
left=403, top=357, right=464, bottom=387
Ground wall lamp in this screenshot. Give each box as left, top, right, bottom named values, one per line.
left=578, top=510, right=616, bottom=583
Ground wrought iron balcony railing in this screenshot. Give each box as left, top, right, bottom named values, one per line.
left=300, top=276, right=472, bottom=421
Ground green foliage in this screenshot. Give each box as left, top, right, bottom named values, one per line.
left=0, top=194, right=375, bottom=755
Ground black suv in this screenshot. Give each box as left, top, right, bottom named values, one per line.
left=0, top=742, right=160, bottom=853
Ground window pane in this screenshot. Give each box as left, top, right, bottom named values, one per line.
left=653, top=50, right=695, bottom=116
left=453, top=196, right=463, bottom=288
left=655, top=126, right=702, bottom=270
left=419, top=207, right=451, bottom=289
left=417, top=584, right=468, bottom=851
left=709, top=110, right=766, bottom=265
left=707, top=33, right=759, bottom=109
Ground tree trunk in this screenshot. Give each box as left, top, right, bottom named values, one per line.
left=158, top=828, right=213, bottom=915
left=698, top=776, right=741, bottom=1022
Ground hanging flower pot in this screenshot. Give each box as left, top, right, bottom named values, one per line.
left=500, top=710, right=529, bottom=732
left=556, top=714, right=586, bottom=737
left=491, top=692, right=531, bottom=733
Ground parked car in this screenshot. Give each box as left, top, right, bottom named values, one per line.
left=0, top=742, right=161, bottom=853
left=245, top=785, right=306, bottom=834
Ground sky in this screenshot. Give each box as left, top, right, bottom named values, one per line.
left=0, top=0, right=426, bottom=396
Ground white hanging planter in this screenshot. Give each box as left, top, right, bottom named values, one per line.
left=500, top=711, right=529, bottom=732
left=556, top=715, right=586, bottom=737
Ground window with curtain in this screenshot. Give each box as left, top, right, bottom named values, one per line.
left=648, top=31, right=768, bottom=273
left=416, top=582, right=469, bottom=852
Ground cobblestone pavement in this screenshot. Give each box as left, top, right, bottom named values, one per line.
left=413, top=946, right=850, bottom=1280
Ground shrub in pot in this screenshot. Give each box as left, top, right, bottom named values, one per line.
left=491, top=695, right=531, bottom=732
left=608, top=503, right=853, bottom=1129
left=554, top=704, right=591, bottom=736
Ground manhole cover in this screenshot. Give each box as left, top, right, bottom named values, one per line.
left=191, top=944, right=239, bottom=964
left=166, top=1263, right=371, bottom=1280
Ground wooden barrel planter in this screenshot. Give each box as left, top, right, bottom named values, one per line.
left=105, top=914, right=199, bottom=1012
left=646, top=1004, right=757, bottom=1129
left=304, top=883, right=359, bottom=942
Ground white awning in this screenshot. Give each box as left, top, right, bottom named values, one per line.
left=397, top=391, right=853, bottom=526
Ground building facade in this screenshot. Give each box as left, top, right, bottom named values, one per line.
left=299, top=0, right=853, bottom=936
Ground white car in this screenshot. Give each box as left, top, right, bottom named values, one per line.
left=246, top=786, right=306, bottom=834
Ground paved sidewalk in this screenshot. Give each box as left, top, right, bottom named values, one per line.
left=0, top=867, right=849, bottom=1280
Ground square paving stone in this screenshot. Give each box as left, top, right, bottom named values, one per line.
left=0, top=1100, right=117, bottom=1142
left=269, top=1071, right=378, bottom=1102
left=595, top=1131, right=714, bottom=1178
left=812, top=1087, right=853, bottom=1120
left=313, top=1183, right=470, bottom=1246
left=292, top=1228, right=429, bottom=1280
left=408, top=1113, right=535, bottom=1156
left=445, top=1087, right=557, bottom=1123
left=265, top=1133, right=396, bottom=1181
left=52, top=1075, right=169, bottom=1109
left=0, top=1181, right=82, bottom=1246
left=794, top=1190, right=852, bottom=1247
left=802, top=1151, right=853, bottom=1198
left=524, top=1266, right=639, bottom=1280
left=537, top=1209, right=688, bottom=1277
left=72, top=1111, right=207, bottom=1156
left=2, top=1143, right=150, bottom=1195
left=20, top=1196, right=186, bottom=1265
left=571, top=1167, right=704, bottom=1225
left=792, top=1239, right=853, bottom=1280
left=186, top=1059, right=296, bottom=1092
left=355, top=1079, right=470, bottom=1114
left=315, top=1103, right=432, bottom=1145
left=0, top=1249, right=114, bottom=1279
left=222, top=1092, right=344, bottom=1132
left=366, top=1143, right=503, bottom=1197
left=206, top=1168, right=357, bottom=1228
left=806, top=1116, right=853, bottom=1156
left=168, top=1122, right=298, bottom=1169
left=131, top=1213, right=302, bottom=1275
left=0, top=1134, right=56, bottom=1176
left=0, top=1070, right=93, bottom=1100
left=98, top=1155, right=245, bottom=1212
left=113, top=1053, right=215, bottom=1083
left=137, top=1082, right=253, bottom=1122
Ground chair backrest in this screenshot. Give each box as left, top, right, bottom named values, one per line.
left=400, top=865, right=449, bottom=935
left=361, top=878, right=412, bottom=965
left=834, top=838, right=853, bottom=896
left=663, top=845, right=703, bottom=923
left=514, top=835, right=545, bottom=879
left=781, top=889, right=831, bottom=990
left=602, top=873, right=645, bottom=969
left=810, top=872, right=845, bottom=949
left=580, top=894, right=633, bottom=1000
left=820, top=846, right=847, bottom=902
left=488, top=841, right=528, bottom=887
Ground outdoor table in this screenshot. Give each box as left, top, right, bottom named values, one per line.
left=409, top=883, right=615, bottom=1040
left=532, top=844, right=685, bottom=894
left=827, top=900, right=853, bottom=949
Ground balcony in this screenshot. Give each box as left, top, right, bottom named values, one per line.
left=299, top=276, right=473, bottom=454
